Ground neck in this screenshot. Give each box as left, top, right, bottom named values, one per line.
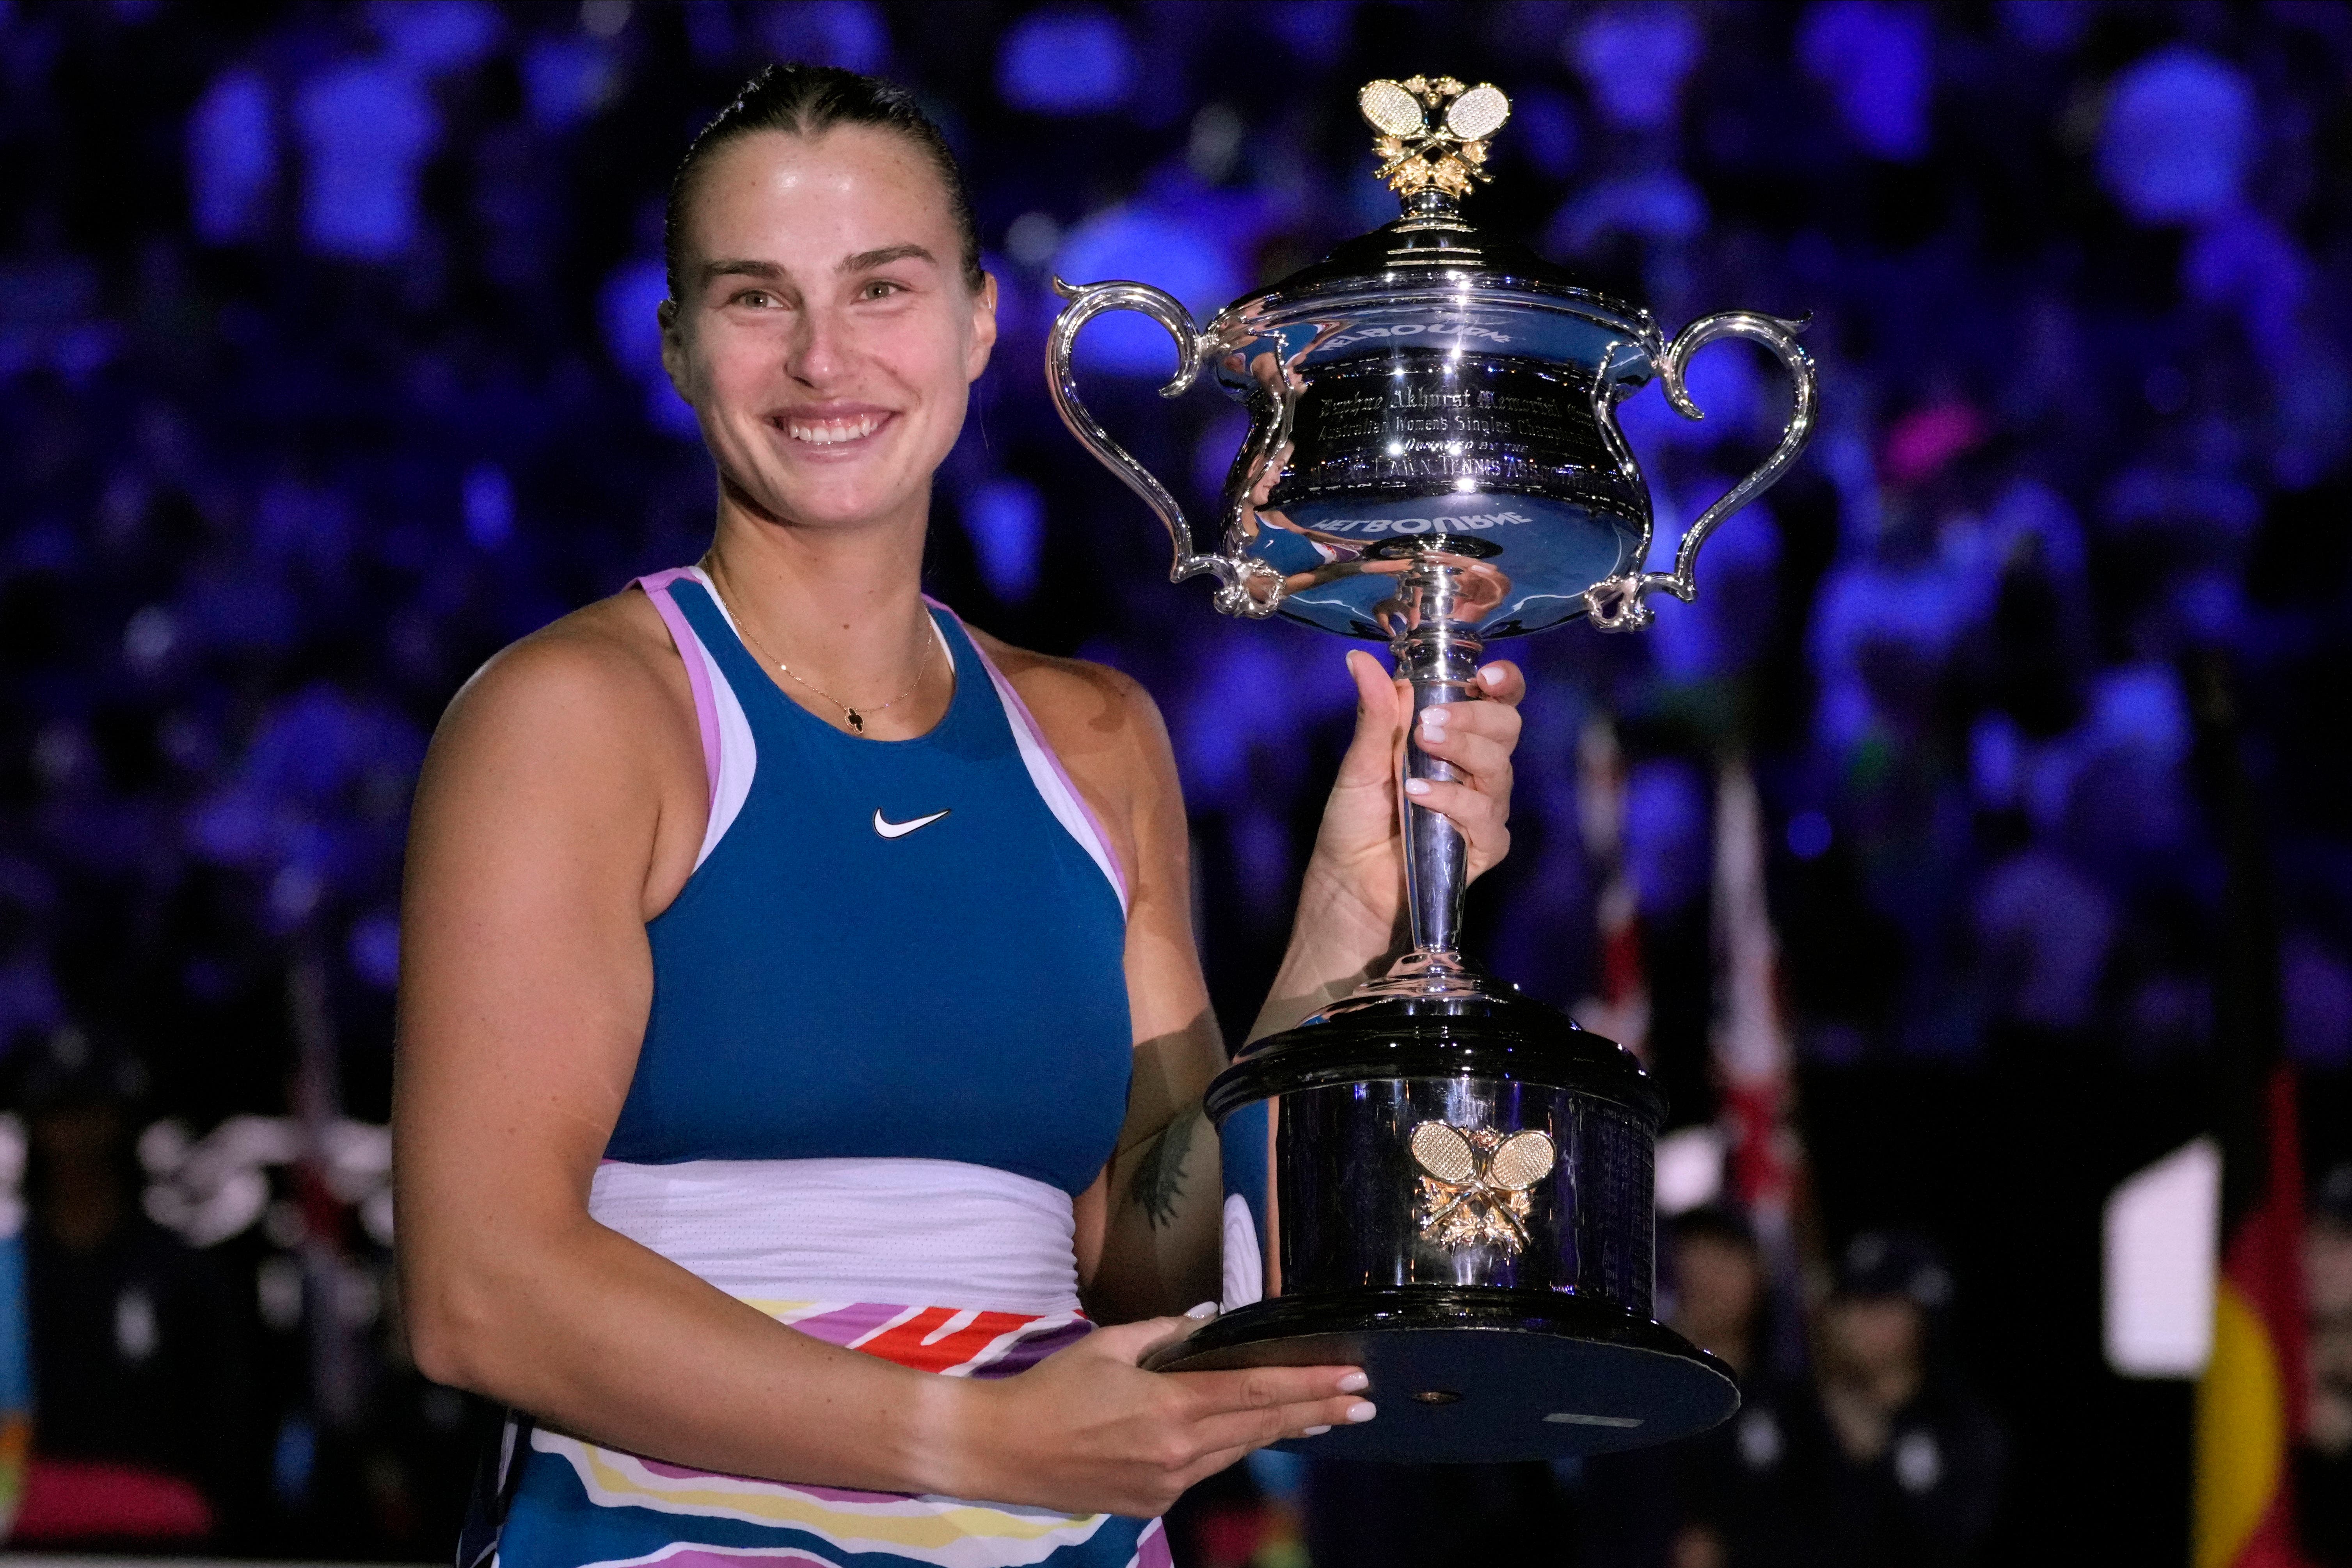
left=1821, top=1358, right=1921, bottom=1444
left=702, top=488, right=947, bottom=736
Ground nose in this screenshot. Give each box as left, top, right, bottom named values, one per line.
left=783, top=300, right=848, bottom=389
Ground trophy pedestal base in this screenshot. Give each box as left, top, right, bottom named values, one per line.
left=1143, top=1286, right=1737, bottom=1463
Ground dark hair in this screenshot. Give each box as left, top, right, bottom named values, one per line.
left=1668, top=1203, right=1759, bottom=1254
left=664, top=63, right=985, bottom=303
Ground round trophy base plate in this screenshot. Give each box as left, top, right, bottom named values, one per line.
left=1142, top=1286, right=1737, bottom=1464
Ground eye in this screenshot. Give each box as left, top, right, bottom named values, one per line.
left=860, top=279, right=907, bottom=300
left=732, top=289, right=780, bottom=308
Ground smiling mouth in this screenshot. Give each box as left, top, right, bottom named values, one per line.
left=780, top=413, right=889, bottom=446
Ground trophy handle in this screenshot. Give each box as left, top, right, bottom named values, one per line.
left=1581, top=313, right=1819, bottom=632
left=1047, top=278, right=1284, bottom=618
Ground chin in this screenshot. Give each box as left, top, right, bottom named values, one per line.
left=743, top=471, right=924, bottom=531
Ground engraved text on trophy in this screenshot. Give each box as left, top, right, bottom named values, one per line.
left=1267, top=357, right=1635, bottom=510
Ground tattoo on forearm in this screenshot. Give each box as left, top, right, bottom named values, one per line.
left=1129, top=1105, right=1203, bottom=1230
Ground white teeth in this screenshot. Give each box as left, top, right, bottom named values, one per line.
left=784, top=415, right=881, bottom=445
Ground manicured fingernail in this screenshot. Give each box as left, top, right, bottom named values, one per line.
left=1480, top=666, right=1506, bottom=687
left=1419, top=707, right=1447, bottom=730
left=1338, top=1371, right=1369, bottom=1392
left=1404, top=778, right=1431, bottom=797
left=1303, top=1424, right=1332, bottom=1437
left=1185, top=1301, right=1219, bottom=1319
left=1346, top=1401, right=1378, bottom=1423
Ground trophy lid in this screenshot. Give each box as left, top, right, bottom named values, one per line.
left=1224, top=76, right=1649, bottom=334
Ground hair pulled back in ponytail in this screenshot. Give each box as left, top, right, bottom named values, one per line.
left=664, top=63, right=985, bottom=301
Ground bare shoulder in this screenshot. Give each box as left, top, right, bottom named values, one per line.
left=961, top=626, right=1179, bottom=843
left=434, top=589, right=689, bottom=763
left=415, top=590, right=706, bottom=902
left=966, top=629, right=1163, bottom=760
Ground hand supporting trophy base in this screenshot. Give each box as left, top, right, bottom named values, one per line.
left=1050, top=75, right=1816, bottom=1462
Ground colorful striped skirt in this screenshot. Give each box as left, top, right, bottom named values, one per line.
left=490, top=1299, right=1170, bottom=1568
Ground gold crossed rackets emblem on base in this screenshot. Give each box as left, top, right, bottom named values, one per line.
left=1409, top=1121, right=1558, bottom=1254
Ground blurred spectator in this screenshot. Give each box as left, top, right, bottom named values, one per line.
left=1583, top=1206, right=1810, bottom=1568
left=1672, top=1207, right=1768, bottom=1377
left=14, top=1028, right=249, bottom=1546
left=2305, top=1163, right=2352, bottom=1566
left=1799, top=1231, right=2004, bottom=1567
left=1593, top=1226, right=2005, bottom=1568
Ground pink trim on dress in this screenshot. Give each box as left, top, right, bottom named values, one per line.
left=634, top=569, right=721, bottom=811
left=926, top=597, right=1132, bottom=911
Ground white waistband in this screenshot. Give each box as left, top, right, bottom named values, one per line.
left=589, top=1157, right=1082, bottom=1317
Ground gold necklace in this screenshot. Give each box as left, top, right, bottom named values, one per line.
left=704, top=560, right=935, bottom=735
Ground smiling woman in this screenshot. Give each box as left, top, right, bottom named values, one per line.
left=391, top=61, right=1530, bottom=1568
left=655, top=73, right=995, bottom=551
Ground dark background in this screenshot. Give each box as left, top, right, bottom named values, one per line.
left=1, top=0, right=2348, bottom=1561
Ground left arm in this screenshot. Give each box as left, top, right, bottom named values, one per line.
left=1087, top=676, right=1222, bottom=1324
left=1002, top=651, right=1223, bottom=1324
left=1005, top=641, right=1524, bottom=1323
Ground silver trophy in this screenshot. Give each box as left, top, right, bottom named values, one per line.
left=1049, top=76, right=1817, bottom=1463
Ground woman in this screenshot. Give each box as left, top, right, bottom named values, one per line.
left=393, top=64, right=1527, bottom=1568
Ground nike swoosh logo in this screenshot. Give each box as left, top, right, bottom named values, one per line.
left=873, top=808, right=951, bottom=839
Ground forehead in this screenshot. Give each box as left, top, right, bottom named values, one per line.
left=682, top=126, right=957, bottom=267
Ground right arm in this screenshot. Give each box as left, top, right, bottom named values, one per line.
left=391, top=600, right=1365, bottom=1517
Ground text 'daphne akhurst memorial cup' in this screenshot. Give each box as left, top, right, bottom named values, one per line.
left=1048, top=75, right=1818, bottom=1463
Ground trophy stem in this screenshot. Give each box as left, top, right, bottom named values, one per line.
left=1388, top=561, right=1484, bottom=990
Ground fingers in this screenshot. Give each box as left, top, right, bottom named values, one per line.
left=1403, top=776, right=1511, bottom=876
left=1172, top=1365, right=1376, bottom=1474
left=1334, top=649, right=1407, bottom=790
left=1128, top=1364, right=1374, bottom=1509
left=986, top=1344, right=1378, bottom=1518
left=1345, top=648, right=1404, bottom=729
left=1473, top=659, right=1526, bottom=706
left=1170, top=1363, right=1365, bottom=1415
left=1190, top=1390, right=1377, bottom=1456
left=1412, top=703, right=1518, bottom=799
left=1086, top=1315, right=1202, bottom=1367
left=1408, top=665, right=1521, bottom=855
left=1416, top=675, right=1522, bottom=747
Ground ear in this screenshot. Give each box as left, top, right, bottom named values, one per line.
left=657, top=297, right=692, bottom=401
left=965, top=271, right=999, bottom=383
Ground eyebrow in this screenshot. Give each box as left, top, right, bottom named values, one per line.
left=697, top=245, right=940, bottom=289
left=839, top=243, right=937, bottom=273
left=699, top=258, right=785, bottom=286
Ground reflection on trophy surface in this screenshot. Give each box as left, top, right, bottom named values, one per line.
left=1050, top=74, right=1818, bottom=1463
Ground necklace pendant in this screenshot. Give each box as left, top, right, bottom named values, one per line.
left=846, top=709, right=865, bottom=734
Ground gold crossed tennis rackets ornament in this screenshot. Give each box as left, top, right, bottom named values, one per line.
left=1358, top=76, right=1512, bottom=199
left=1409, top=1121, right=1557, bottom=1253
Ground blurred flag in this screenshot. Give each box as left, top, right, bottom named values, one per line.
left=0, top=1115, right=29, bottom=1541
left=1709, top=757, right=1814, bottom=1381
left=2197, top=1067, right=2311, bottom=1568
left=1709, top=758, right=1801, bottom=1228
left=1575, top=717, right=1651, bottom=1060
left=2192, top=656, right=2311, bottom=1568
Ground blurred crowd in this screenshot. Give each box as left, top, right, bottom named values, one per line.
left=1274, top=1214, right=2005, bottom=1568
left=1173, top=1178, right=2352, bottom=1568
left=2, top=0, right=2350, bottom=1561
